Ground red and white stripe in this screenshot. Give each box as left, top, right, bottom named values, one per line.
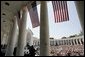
left=52, top=1, right=69, bottom=23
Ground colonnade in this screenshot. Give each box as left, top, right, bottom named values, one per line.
left=33, top=36, right=84, bottom=46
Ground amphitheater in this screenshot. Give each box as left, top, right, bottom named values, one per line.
left=1, top=32, right=84, bottom=56
left=1, top=1, right=84, bottom=56
left=29, top=35, right=84, bottom=56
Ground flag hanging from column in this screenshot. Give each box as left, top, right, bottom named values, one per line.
left=52, top=1, right=69, bottom=23
left=29, top=1, right=40, bottom=28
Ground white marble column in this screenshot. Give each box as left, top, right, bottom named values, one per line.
left=79, top=39, right=82, bottom=45
left=62, top=40, right=63, bottom=45
left=65, top=40, right=67, bottom=45
left=54, top=40, right=55, bottom=46
left=70, top=40, right=72, bottom=45
left=5, top=16, right=18, bottom=56
left=69, top=40, right=71, bottom=45
left=40, top=1, right=50, bottom=56
left=16, top=6, right=28, bottom=56
left=27, top=28, right=33, bottom=46
left=58, top=40, right=60, bottom=45
left=62, top=40, right=64, bottom=45
left=64, top=40, right=65, bottom=45
left=59, top=40, right=60, bottom=45
left=67, top=40, right=68, bottom=45
left=72, top=39, right=73, bottom=45
left=75, top=1, right=84, bottom=34
left=60, top=40, right=62, bottom=45
left=73, top=39, right=76, bottom=45
left=82, top=38, right=84, bottom=44
left=61, top=40, right=63, bottom=45
left=67, top=40, right=69, bottom=45
left=76, top=39, right=78, bottom=45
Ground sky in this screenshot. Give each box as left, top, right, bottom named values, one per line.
left=26, top=1, right=82, bottom=39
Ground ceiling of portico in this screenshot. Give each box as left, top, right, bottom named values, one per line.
left=1, top=1, right=39, bottom=42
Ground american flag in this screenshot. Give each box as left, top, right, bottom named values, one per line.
left=29, top=1, right=39, bottom=28
left=52, top=1, right=69, bottom=23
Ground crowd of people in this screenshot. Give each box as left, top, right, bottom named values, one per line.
left=1, top=44, right=84, bottom=56
left=50, top=45, right=84, bottom=56
left=24, top=44, right=84, bottom=56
